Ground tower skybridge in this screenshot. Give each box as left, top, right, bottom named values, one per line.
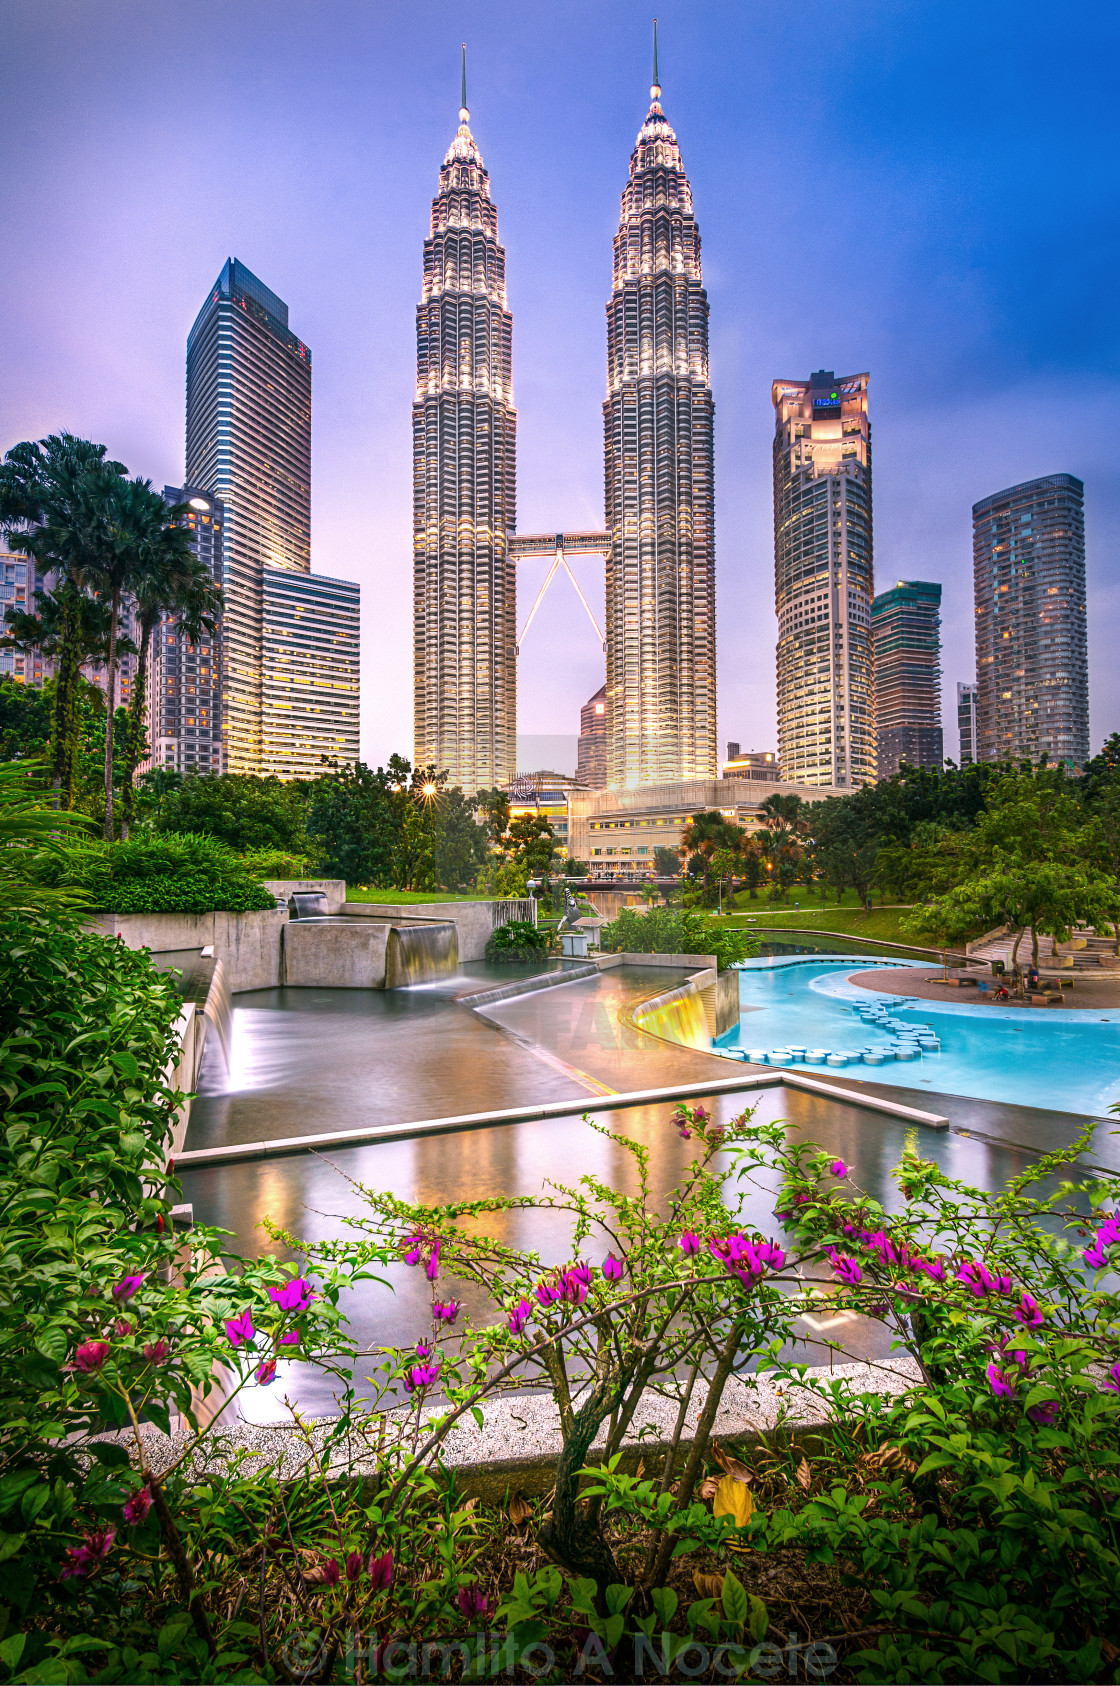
left=510, top=530, right=609, bottom=653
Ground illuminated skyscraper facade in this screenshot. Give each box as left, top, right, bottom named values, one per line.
left=186, top=258, right=312, bottom=772
left=972, top=473, right=1088, bottom=768
left=413, top=77, right=517, bottom=794
left=772, top=370, right=875, bottom=788
left=871, top=579, right=943, bottom=778
left=147, top=486, right=225, bottom=774
left=603, top=64, right=716, bottom=788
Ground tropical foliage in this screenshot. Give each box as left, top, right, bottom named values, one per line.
left=484, top=917, right=549, bottom=963
left=600, top=904, right=757, bottom=971
left=33, top=832, right=277, bottom=914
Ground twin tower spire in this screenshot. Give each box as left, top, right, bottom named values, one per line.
left=413, top=35, right=716, bottom=794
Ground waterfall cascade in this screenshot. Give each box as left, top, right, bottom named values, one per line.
left=629, top=981, right=712, bottom=1051
left=202, top=956, right=233, bottom=1071
left=289, top=890, right=329, bottom=920
left=385, top=922, right=459, bottom=988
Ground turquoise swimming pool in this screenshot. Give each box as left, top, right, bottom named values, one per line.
left=716, top=956, right=1120, bottom=1117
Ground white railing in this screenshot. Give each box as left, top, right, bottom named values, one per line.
left=492, top=897, right=538, bottom=928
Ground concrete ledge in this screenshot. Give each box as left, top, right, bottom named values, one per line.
left=782, top=1072, right=949, bottom=1128
left=102, top=1356, right=924, bottom=1494
left=457, top=962, right=599, bottom=1008
left=263, top=878, right=346, bottom=914
left=89, top=908, right=286, bottom=992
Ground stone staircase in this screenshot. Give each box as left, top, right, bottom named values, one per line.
left=967, top=926, right=1120, bottom=974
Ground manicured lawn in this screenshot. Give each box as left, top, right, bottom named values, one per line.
left=719, top=902, right=921, bottom=946
left=345, top=888, right=492, bottom=904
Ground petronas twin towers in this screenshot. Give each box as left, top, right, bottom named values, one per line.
left=413, top=47, right=716, bottom=793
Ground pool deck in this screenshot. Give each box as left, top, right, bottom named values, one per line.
left=850, top=964, right=1120, bottom=1011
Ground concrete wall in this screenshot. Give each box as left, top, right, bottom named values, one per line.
left=344, top=900, right=497, bottom=962
left=89, top=909, right=286, bottom=993
left=263, top=878, right=346, bottom=913
left=282, top=919, right=389, bottom=988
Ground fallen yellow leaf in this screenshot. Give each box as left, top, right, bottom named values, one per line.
left=693, top=1571, right=725, bottom=1601
left=713, top=1474, right=755, bottom=1529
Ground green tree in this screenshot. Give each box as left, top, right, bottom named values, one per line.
left=119, top=511, right=221, bottom=837
left=680, top=809, right=740, bottom=901
left=507, top=812, right=556, bottom=883
left=432, top=788, right=487, bottom=888
left=0, top=434, right=128, bottom=806
left=2, top=583, right=132, bottom=672
left=307, top=761, right=399, bottom=884
left=156, top=773, right=309, bottom=853
left=475, top=787, right=511, bottom=849
left=807, top=796, right=880, bottom=909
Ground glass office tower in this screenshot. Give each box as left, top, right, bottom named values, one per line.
left=771, top=369, right=875, bottom=788
left=261, top=567, right=360, bottom=778
left=972, top=473, right=1088, bottom=768
left=871, top=579, right=943, bottom=778
left=603, top=66, right=716, bottom=788
left=147, top=487, right=225, bottom=774
left=412, top=83, right=517, bottom=794
left=185, top=258, right=312, bottom=772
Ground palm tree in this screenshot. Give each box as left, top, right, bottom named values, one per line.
left=0, top=435, right=127, bottom=806
left=680, top=809, right=740, bottom=896
left=119, top=530, right=221, bottom=837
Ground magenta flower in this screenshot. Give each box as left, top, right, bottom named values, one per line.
left=534, top=1278, right=561, bottom=1307
left=122, top=1485, right=153, bottom=1526
left=60, top=1525, right=116, bottom=1580
left=1027, top=1400, right=1059, bottom=1425
left=1014, top=1292, right=1044, bottom=1329
left=1084, top=1239, right=1109, bottom=1270
left=559, top=1270, right=588, bottom=1305
left=915, top=1255, right=946, bottom=1283
left=268, top=1277, right=315, bottom=1313
left=693, top=1106, right=709, bottom=1123
left=1104, top=1360, right=1120, bottom=1394
left=71, top=1340, right=110, bottom=1374
left=143, top=1338, right=170, bottom=1366
left=256, top=1358, right=277, bottom=1386
left=432, top=1299, right=460, bottom=1324
left=114, top=1318, right=133, bottom=1338
left=957, top=1260, right=998, bottom=1298
left=866, top=1231, right=899, bottom=1267
left=426, top=1240, right=442, bottom=1281
left=368, top=1548, right=394, bottom=1591
left=279, top=1329, right=300, bottom=1347
left=826, top=1248, right=862, bottom=1287
left=415, top=1339, right=433, bottom=1358
left=346, top=1550, right=363, bottom=1583
left=830, top=1160, right=848, bottom=1179
left=404, top=1362, right=440, bottom=1394
left=225, top=1310, right=255, bottom=1348
left=986, top=1362, right=1016, bottom=1399
left=402, top=1235, right=423, bottom=1266
left=457, top=1585, right=490, bottom=1620
left=566, top=1262, right=593, bottom=1286
left=507, top=1298, right=532, bottom=1335
left=112, top=1274, right=145, bottom=1303
left=758, top=1240, right=785, bottom=1270
left=602, top=1254, right=623, bottom=1281
left=678, top=1231, right=700, bottom=1256
left=322, top=1558, right=341, bottom=1586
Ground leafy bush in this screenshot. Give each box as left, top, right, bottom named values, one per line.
left=484, top=916, right=549, bottom=963
left=600, top=903, right=758, bottom=970
left=236, top=846, right=316, bottom=879
left=37, top=832, right=277, bottom=913
left=154, top=771, right=309, bottom=852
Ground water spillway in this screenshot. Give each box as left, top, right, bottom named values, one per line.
left=289, top=890, right=328, bottom=920
left=385, top=921, right=459, bottom=988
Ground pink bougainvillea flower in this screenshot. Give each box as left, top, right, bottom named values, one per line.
left=1014, top=1292, right=1045, bottom=1329
left=957, top=1260, right=999, bottom=1298
left=432, top=1299, right=460, bottom=1325
left=268, top=1277, right=315, bottom=1313
left=1103, top=1360, right=1120, bottom=1395
left=112, top=1274, right=145, bottom=1303
left=507, top=1299, right=532, bottom=1336
left=559, top=1271, right=588, bottom=1306
left=114, top=1319, right=133, bottom=1338
left=346, top=1550, right=363, bottom=1583
left=1027, top=1400, right=1059, bottom=1425
left=279, top=1330, right=300, bottom=1347
left=71, top=1340, right=110, bottom=1374
left=601, top=1254, right=623, bottom=1282
left=457, top=1586, right=490, bottom=1619
left=914, top=1255, right=946, bottom=1283
left=826, top=1248, right=862, bottom=1287
left=566, top=1262, right=593, bottom=1286
left=986, top=1362, right=1016, bottom=1399
left=225, top=1310, right=255, bottom=1349
left=321, top=1558, right=341, bottom=1587
left=415, top=1339, right=433, bottom=1358
left=693, top=1106, right=709, bottom=1123
left=534, top=1278, right=561, bottom=1308
left=368, top=1549, right=394, bottom=1591
left=1084, top=1239, right=1109, bottom=1270
left=256, top=1358, right=277, bottom=1387
left=830, top=1160, right=848, bottom=1179
left=122, top=1485, right=153, bottom=1526
left=143, top=1339, right=170, bottom=1366
left=425, top=1240, right=442, bottom=1281
left=402, top=1235, right=423, bottom=1266
left=678, top=1231, right=700, bottom=1256
left=758, top=1240, right=785, bottom=1270
left=60, top=1525, right=116, bottom=1580
left=403, top=1362, right=440, bottom=1394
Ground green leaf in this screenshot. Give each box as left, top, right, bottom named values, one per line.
left=157, top=1619, right=191, bottom=1658
left=0, top=1532, right=27, bottom=1563
left=721, top=1570, right=748, bottom=1630
left=748, top=1593, right=769, bottom=1644
left=32, top=1325, right=68, bottom=1364
left=0, top=1634, right=26, bottom=1670
left=651, top=1586, right=678, bottom=1627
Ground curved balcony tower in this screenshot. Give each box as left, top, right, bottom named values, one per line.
left=413, top=57, right=517, bottom=793
left=603, top=42, right=716, bottom=787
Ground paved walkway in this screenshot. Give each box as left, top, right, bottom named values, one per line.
left=849, top=964, right=1120, bottom=1012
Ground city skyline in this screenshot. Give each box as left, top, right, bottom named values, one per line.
left=2, top=2, right=1118, bottom=768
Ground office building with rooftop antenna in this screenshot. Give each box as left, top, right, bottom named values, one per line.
left=413, top=48, right=517, bottom=794
left=603, top=23, right=717, bottom=788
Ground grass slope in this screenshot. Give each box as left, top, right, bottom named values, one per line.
left=721, top=902, right=920, bottom=946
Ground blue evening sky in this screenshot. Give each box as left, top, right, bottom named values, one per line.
left=1, top=0, right=1117, bottom=768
